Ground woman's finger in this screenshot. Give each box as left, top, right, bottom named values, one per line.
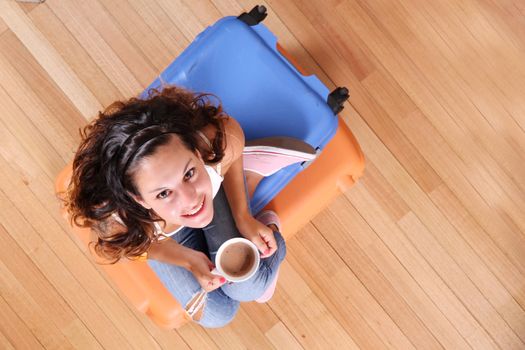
left=203, top=274, right=226, bottom=292
left=250, top=235, right=270, bottom=255
left=260, top=231, right=277, bottom=258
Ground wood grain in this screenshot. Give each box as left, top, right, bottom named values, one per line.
left=0, top=0, right=524, bottom=348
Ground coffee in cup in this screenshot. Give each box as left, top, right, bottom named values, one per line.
left=212, top=238, right=260, bottom=282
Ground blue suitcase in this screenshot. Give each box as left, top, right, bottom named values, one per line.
left=142, top=6, right=348, bottom=213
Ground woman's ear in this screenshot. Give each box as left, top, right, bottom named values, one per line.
left=195, top=148, right=203, bottom=160
left=195, top=148, right=215, bottom=162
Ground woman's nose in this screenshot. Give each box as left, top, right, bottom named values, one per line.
left=177, top=185, right=198, bottom=207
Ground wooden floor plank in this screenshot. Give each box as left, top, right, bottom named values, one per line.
left=155, top=0, right=209, bottom=41
left=27, top=3, right=124, bottom=110
left=181, top=0, right=224, bottom=32
left=290, top=0, right=377, bottom=82
left=214, top=0, right=244, bottom=18
left=348, top=111, right=524, bottom=349
left=317, top=200, right=466, bottom=349
left=396, top=109, right=525, bottom=277
left=0, top=224, right=102, bottom=349
left=0, top=294, right=45, bottom=350
left=429, top=184, right=525, bottom=312
left=0, top=38, right=79, bottom=161
left=18, top=1, right=40, bottom=14
left=130, top=320, right=190, bottom=349
left=0, top=0, right=524, bottom=348
left=349, top=0, right=525, bottom=229
left=417, top=0, right=525, bottom=134
left=0, top=1, right=101, bottom=118
left=347, top=180, right=487, bottom=349
left=266, top=259, right=361, bottom=349
left=176, top=322, right=218, bottom=349
left=358, top=56, right=525, bottom=303
left=236, top=300, right=281, bottom=335
left=410, top=0, right=525, bottom=192
left=66, top=0, right=158, bottom=87
left=126, top=0, right=190, bottom=58
left=42, top=0, right=145, bottom=99
left=265, top=321, right=304, bottom=350
left=97, top=0, right=175, bottom=72
left=398, top=213, right=524, bottom=349
left=0, top=16, right=7, bottom=35
left=0, top=83, right=64, bottom=180
left=0, top=330, right=16, bottom=350
left=0, top=255, right=76, bottom=349
left=288, top=224, right=415, bottom=350
left=361, top=66, right=525, bottom=218
left=477, top=0, right=525, bottom=53
left=206, top=307, right=276, bottom=349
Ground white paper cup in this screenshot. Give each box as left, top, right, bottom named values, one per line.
left=211, top=238, right=260, bottom=282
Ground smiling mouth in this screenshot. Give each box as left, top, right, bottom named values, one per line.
left=182, top=197, right=205, bottom=217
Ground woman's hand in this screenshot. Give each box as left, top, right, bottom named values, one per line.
left=237, top=215, right=278, bottom=258
left=187, top=250, right=227, bottom=292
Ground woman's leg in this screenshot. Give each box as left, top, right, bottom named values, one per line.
left=147, top=227, right=240, bottom=328
left=220, top=231, right=286, bottom=301
left=244, top=170, right=264, bottom=199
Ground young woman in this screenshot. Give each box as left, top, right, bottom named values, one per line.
left=66, top=86, right=314, bottom=328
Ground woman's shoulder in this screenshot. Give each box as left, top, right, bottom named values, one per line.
left=201, top=116, right=245, bottom=173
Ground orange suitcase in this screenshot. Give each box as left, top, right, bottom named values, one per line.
left=55, top=6, right=364, bottom=329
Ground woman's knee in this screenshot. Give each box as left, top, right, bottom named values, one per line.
left=219, top=235, right=287, bottom=302
left=274, top=231, right=287, bottom=260
left=195, top=289, right=240, bottom=328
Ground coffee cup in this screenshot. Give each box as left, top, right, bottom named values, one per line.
left=211, top=238, right=260, bottom=282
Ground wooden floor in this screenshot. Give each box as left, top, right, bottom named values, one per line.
left=0, top=0, right=524, bottom=348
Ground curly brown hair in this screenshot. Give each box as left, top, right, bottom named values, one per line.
left=65, top=86, right=227, bottom=263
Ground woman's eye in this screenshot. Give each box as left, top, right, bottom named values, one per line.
left=184, top=167, right=195, bottom=180
left=157, top=190, right=171, bottom=199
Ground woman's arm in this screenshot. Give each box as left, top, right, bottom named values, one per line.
left=219, top=117, right=250, bottom=224
left=148, top=239, right=226, bottom=291
left=95, top=215, right=225, bottom=291
left=220, top=117, right=278, bottom=257
left=147, top=239, right=194, bottom=269
left=95, top=215, right=197, bottom=268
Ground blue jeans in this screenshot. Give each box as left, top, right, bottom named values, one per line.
left=147, top=186, right=287, bottom=328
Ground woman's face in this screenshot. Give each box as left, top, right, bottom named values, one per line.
left=131, top=134, right=214, bottom=228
